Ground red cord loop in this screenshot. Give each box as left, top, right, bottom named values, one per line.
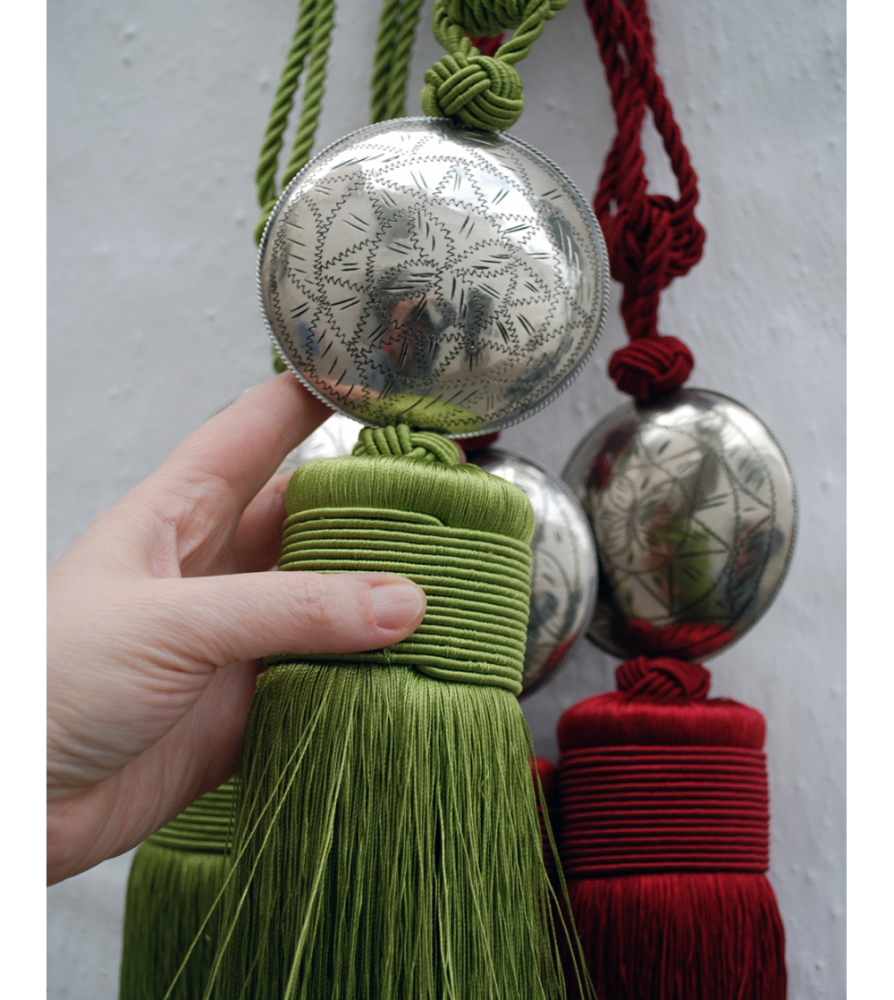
left=616, top=656, right=710, bottom=700
left=607, top=335, right=694, bottom=400
left=587, top=0, right=705, bottom=400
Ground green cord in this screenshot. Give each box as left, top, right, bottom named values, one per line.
left=421, top=0, right=569, bottom=131
left=264, top=0, right=426, bottom=372
left=370, top=0, right=426, bottom=122
left=254, top=0, right=337, bottom=246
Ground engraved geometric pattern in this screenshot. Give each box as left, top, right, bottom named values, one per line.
left=259, top=118, right=610, bottom=436
left=562, top=390, right=797, bottom=660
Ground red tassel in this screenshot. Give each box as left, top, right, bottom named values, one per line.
left=534, top=756, right=559, bottom=881
left=556, top=657, right=786, bottom=999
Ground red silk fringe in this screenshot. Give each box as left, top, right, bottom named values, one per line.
left=556, top=658, right=786, bottom=999
left=534, top=756, right=559, bottom=882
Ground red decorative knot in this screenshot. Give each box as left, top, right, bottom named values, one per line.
left=607, top=335, right=694, bottom=401
left=616, top=656, right=711, bottom=700
left=586, top=0, right=706, bottom=401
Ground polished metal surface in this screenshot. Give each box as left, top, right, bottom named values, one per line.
left=562, top=389, right=798, bottom=661
left=473, top=448, right=597, bottom=697
left=259, top=118, right=609, bottom=437
left=276, top=412, right=361, bottom=473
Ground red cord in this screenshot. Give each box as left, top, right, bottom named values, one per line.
left=586, top=0, right=705, bottom=400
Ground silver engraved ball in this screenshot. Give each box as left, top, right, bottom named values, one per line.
left=276, top=411, right=361, bottom=473
left=259, top=118, right=610, bottom=437
left=562, top=389, right=798, bottom=661
left=471, top=448, right=597, bottom=697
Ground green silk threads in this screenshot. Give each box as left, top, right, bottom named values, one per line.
left=204, top=428, right=574, bottom=998
left=118, top=781, right=235, bottom=1000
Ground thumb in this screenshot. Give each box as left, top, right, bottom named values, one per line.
left=154, top=571, right=428, bottom=667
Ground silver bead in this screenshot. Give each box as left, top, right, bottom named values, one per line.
left=276, top=412, right=361, bottom=473
left=562, top=388, right=798, bottom=661
left=471, top=448, right=597, bottom=696
left=259, top=118, right=610, bottom=437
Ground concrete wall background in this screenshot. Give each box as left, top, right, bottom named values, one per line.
left=47, top=1, right=846, bottom=996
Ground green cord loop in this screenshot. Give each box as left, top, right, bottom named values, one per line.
left=254, top=0, right=336, bottom=246
left=370, top=0, right=426, bottom=123
left=422, top=0, right=568, bottom=130
left=352, top=424, right=463, bottom=464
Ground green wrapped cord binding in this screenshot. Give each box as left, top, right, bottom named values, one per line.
left=118, top=781, right=235, bottom=1000
left=203, top=427, right=580, bottom=999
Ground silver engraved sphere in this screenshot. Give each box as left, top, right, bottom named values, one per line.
left=471, top=448, right=597, bottom=697
left=562, top=389, right=798, bottom=661
left=276, top=411, right=361, bottom=473
left=259, top=118, right=610, bottom=436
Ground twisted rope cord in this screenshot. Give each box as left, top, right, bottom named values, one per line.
left=586, top=0, right=706, bottom=400
left=422, top=0, right=568, bottom=130
left=370, top=0, right=427, bottom=122
left=254, top=0, right=336, bottom=245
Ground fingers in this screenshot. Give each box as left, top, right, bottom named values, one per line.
left=135, top=374, right=332, bottom=556
left=230, top=472, right=293, bottom=574
left=147, top=571, right=427, bottom=667
left=47, top=658, right=260, bottom=884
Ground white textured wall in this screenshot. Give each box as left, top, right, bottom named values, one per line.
left=47, top=1, right=845, bottom=996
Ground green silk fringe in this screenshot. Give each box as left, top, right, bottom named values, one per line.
left=202, top=429, right=575, bottom=998
left=118, top=781, right=235, bottom=1000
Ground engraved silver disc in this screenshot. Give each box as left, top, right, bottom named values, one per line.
left=471, top=448, right=597, bottom=697
left=259, top=118, right=610, bottom=436
left=562, top=389, right=798, bottom=661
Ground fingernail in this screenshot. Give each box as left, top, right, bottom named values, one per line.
left=370, top=582, right=425, bottom=630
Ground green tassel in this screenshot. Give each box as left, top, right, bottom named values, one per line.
left=205, top=428, right=577, bottom=998
left=119, top=781, right=235, bottom=1000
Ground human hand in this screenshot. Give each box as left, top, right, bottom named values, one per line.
left=47, top=374, right=427, bottom=884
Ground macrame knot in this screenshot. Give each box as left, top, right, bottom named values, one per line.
left=422, top=51, right=524, bottom=131
left=601, top=194, right=676, bottom=290
left=445, top=0, right=564, bottom=37
left=607, top=334, right=694, bottom=400
left=616, top=656, right=711, bottom=701
left=353, top=424, right=463, bottom=465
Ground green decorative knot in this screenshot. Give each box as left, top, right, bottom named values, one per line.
left=422, top=0, right=569, bottom=131
left=442, top=0, right=565, bottom=38
left=352, top=424, right=463, bottom=465
left=422, top=40, right=524, bottom=131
